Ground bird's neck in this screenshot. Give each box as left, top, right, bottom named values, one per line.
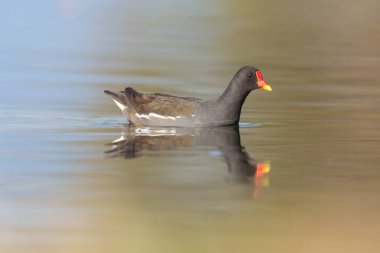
left=215, top=81, right=250, bottom=124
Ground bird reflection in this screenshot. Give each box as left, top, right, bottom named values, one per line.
left=105, top=125, right=270, bottom=195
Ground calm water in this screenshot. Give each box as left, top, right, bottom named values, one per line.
left=1, top=0, right=380, bottom=252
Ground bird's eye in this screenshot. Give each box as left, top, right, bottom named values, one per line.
left=247, top=73, right=253, bottom=78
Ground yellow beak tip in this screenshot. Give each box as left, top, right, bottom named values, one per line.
left=261, top=84, right=272, bottom=92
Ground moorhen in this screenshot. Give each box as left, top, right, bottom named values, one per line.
left=104, top=66, right=271, bottom=127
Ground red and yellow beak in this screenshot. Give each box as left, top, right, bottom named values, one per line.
left=256, top=70, right=272, bottom=92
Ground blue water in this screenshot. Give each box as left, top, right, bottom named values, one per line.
left=1, top=1, right=380, bottom=252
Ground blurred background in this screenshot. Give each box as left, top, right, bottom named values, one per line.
left=0, top=0, right=379, bottom=252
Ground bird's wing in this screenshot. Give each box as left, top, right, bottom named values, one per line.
left=124, top=87, right=204, bottom=116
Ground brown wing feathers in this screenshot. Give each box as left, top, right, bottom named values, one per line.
left=124, top=87, right=202, bottom=116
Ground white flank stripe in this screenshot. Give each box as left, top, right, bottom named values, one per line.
left=148, top=112, right=172, bottom=120
left=135, top=112, right=181, bottom=121
left=141, top=114, right=151, bottom=120
left=135, top=113, right=151, bottom=120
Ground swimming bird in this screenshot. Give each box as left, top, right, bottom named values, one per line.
left=104, top=66, right=271, bottom=127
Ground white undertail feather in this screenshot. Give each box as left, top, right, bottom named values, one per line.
left=113, top=99, right=127, bottom=111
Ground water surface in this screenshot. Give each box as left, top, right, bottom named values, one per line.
left=1, top=1, right=380, bottom=252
